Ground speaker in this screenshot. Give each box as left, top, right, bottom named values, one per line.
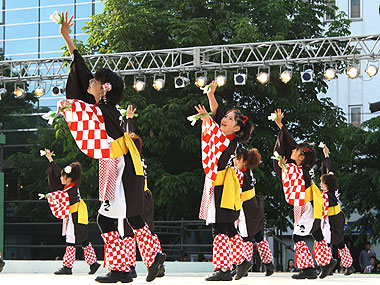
left=369, top=101, right=380, bottom=113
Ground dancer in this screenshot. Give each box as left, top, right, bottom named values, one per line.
left=195, top=81, right=254, bottom=281
left=272, top=109, right=336, bottom=279
left=0, top=253, right=5, bottom=273
left=42, top=149, right=100, bottom=275
left=234, top=147, right=275, bottom=276
left=320, top=145, right=354, bottom=275
left=57, top=12, right=165, bottom=283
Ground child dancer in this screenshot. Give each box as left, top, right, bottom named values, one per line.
left=272, top=109, right=336, bottom=279
left=57, top=12, right=165, bottom=283
left=320, top=145, right=354, bottom=275
left=42, top=149, right=100, bottom=275
left=195, top=81, right=254, bottom=281
left=234, top=147, right=275, bottom=276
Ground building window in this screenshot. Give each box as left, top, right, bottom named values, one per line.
left=349, top=105, right=362, bottom=127
left=325, top=0, right=336, bottom=21
left=350, top=0, right=362, bottom=19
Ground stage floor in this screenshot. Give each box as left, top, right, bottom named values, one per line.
left=0, top=272, right=379, bottom=285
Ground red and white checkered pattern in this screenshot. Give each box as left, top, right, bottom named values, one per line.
left=282, top=163, right=306, bottom=206
left=83, top=242, right=97, bottom=265
left=294, top=205, right=305, bottom=225
left=243, top=241, right=254, bottom=262
left=229, top=233, right=245, bottom=265
left=256, top=239, right=273, bottom=264
left=199, top=178, right=214, bottom=220
left=322, top=190, right=329, bottom=220
left=98, top=157, right=119, bottom=201
left=64, top=99, right=110, bottom=159
left=123, top=236, right=136, bottom=268
left=134, top=224, right=161, bottom=268
left=294, top=241, right=314, bottom=270
left=338, top=245, right=353, bottom=268
left=47, top=190, right=70, bottom=220
left=101, top=231, right=130, bottom=272
left=313, top=240, right=332, bottom=266
left=213, top=234, right=232, bottom=271
left=63, top=246, right=76, bottom=268
left=234, top=167, right=244, bottom=189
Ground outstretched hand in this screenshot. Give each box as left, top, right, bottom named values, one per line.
left=60, top=11, right=75, bottom=37
left=274, top=109, right=284, bottom=129
left=126, top=104, right=136, bottom=119
left=44, top=148, right=54, bottom=163
left=207, top=80, right=217, bottom=97
left=323, top=145, right=330, bottom=158
left=194, top=104, right=211, bottom=122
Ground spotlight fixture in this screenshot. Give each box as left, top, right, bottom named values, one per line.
left=133, top=75, right=146, bottom=92
left=215, top=70, right=227, bottom=87
left=34, top=86, right=45, bottom=97
left=365, top=63, right=378, bottom=77
left=257, top=67, right=270, bottom=85
left=280, top=70, right=292, bottom=84
left=324, top=68, right=336, bottom=80
left=153, top=74, right=165, bottom=91
left=51, top=85, right=65, bottom=96
left=346, top=65, right=359, bottom=79
left=369, top=101, right=380, bottom=113
left=174, top=73, right=190, bottom=88
left=195, top=71, right=207, bottom=88
left=0, top=87, right=6, bottom=100
left=301, top=69, right=314, bottom=83
left=14, top=87, right=26, bottom=99
left=234, top=69, right=247, bottom=85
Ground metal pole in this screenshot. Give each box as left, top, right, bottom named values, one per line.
left=0, top=130, right=5, bottom=256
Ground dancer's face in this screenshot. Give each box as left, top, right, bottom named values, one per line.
left=320, top=180, right=327, bottom=191
left=291, top=148, right=305, bottom=166
left=233, top=156, right=245, bottom=170
left=220, top=112, right=241, bottom=135
left=87, top=78, right=103, bottom=103
left=60, top=174, right=72, bottom=186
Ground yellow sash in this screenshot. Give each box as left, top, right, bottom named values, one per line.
left=327, top=203, right=341, bottom=216
left=304, top=183, right=323, bottom=220
left=241, top=188, right=256, bottom=202
left=110, top=133, right=144, bottom=176
left=144, top=179, right=152, bottom=195
left=69, top=200, right=88, bottom=225
left=213, top=168, right=241, bottom=211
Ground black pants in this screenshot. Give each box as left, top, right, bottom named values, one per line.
left=293, top=219, right=324, bottom=243
left=97, top=213, right=145, bottom=234
left=212, top=223, right=238, bottom=239
left=243, top=229, right=264, bottom=243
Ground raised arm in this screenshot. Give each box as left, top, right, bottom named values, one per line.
left=321, top=145, right=334, bottom=175
left=206, top=81, right=218, bottom=115
left=125, top=105, right=136, bottom=133
left=60, top=11, right=76, bottom=56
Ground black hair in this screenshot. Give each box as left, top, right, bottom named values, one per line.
left=129, top=132, right=143, bottom=154
left=94, top=68, right=124, bottom=106
left=295, top=142, right=316, bottom=168
left=321, top=173, right=338, bottom=192
left=236, top=147, right=261, bottom=170
left=226, top=110, right=254, bottom=143
left=61, top=162, right=82, bottom=186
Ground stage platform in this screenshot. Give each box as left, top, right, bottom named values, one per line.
left=0, top=261, right=379, bottom=284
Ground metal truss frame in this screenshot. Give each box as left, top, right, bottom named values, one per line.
left=1, top=34, right=380, bottom=83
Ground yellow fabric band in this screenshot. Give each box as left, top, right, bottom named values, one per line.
left=69, top=200, right=88, bottom=225
left=110, top=133, right=144, bottom=176
left=304, top=182, right=323, bottom=220
left=241, top=188, right=256, bottom=202
left=213, top=168, right=242, bottom=211
left=327, top=203, right=341, bottom=216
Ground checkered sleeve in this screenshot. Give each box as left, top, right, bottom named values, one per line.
left=201, top=118, right=230, bottom=182
left=63, top=99, right=111, bottom=159
left=47, top=190, right=70, bottom=219
left=281, top=163, right=306, bottom=206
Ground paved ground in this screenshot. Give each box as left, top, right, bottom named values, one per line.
left=0, top=272, right=379, bottom=285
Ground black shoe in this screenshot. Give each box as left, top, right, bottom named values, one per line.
left=156, top=265, right=165, bottom=278
left=130, top=266, right=137, bottom=278
left=264, top=262, right=275, bottom=276
left=95, top=271, right=133, bottom=283
left=235, top=260, right=252, bottom=280
left=291, top=267, right=318, bottom=279
left=205, top=270, right=233, bottom=281
left=146, top=252, right=166, bottom=282
left=344, top=266, right=355, bottom=276
left=89, top=262, right=101, bottom=275
left=328, top=271, right=334, bottom=276
left=320, top=258, right=337, bottom=279
left=54, top=266, right=72, bottom=275
left=0, top=258, right=5, bottom=273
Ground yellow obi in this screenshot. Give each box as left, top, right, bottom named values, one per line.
left=327, top=203, right=341, bottom=216
left=213, top=167, right=241, bottom=211
left=241, top=188, right=256, bottom=202
left=69, top=200, right=88, bottom=225
left=144, top=179, right=152, bottom=195
left=304, top=182, right=323, bottom=220
left=110, top=132, right=144, bottom=176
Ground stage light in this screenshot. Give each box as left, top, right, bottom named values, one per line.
left=366, top=64, right=378, bottom=77
left=51, top=85, right=65, bottom=96
left=175, top=74, right=190, bottom=88
left=346, top=66, right=359, bottom=79
left=153, top=74, right=165, bottom=91
left=134, top=80, right=145, bottom=92
left=195, top=75, right=207, bottom=88
left=234, top=72, right=247, bottom=85
left=215, top=75, right=227, bottom=87
left=14, top=87, right=26, bottom=99
left=301, top=69, right=314, bottom=83
left=257, top=72, right=270, bottom=84
left=324, top=68, right=336, bottom=80
left=280, top=70, right=292, bottom=84
left=34, top=86, right=45, bottom=97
